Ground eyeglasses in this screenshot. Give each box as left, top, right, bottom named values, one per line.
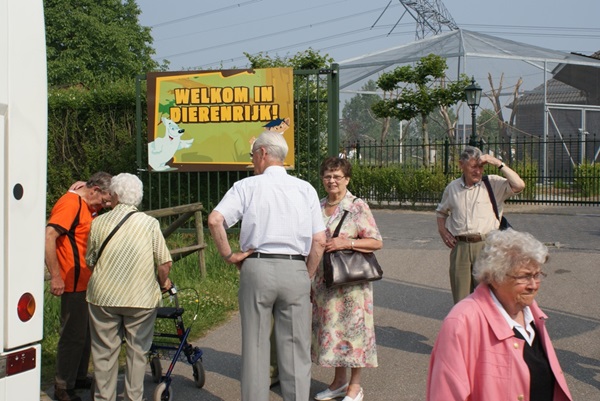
left=322, top=175, right=346, bottom=182
left=507, top=271, right=547, bottom=284
left=100, top=191, right=112, bottom=204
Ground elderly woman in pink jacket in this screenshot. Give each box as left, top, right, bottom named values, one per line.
left=427, top=229, right=572, bottom=401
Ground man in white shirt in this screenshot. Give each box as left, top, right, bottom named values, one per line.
left=208, top=132, right=326, bottom=401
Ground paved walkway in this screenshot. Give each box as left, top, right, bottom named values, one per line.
left=43, top=205, right=600, bottom=400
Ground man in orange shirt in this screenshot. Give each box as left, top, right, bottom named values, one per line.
left=45, top=172, right=112, bottom=401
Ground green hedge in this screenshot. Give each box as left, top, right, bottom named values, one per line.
left=574, top=161, right=600, bottom=197
left=512, top=158, right=538, bottom=200
left=349, top=158, right=540, bottom=206
left=47, top=80, right=143, bottom=213
left=349, top=163, right=454, bottom=206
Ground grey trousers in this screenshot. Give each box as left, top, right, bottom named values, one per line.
left=239, top=258, right=311, bottom=401
left=89, top=304, right=157, bottom=401
left=55, top=291, right=91, bottom=390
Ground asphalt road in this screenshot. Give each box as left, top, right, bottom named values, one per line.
left=43, top=205, right=600, bottom=401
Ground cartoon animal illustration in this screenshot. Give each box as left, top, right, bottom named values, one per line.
left=148, top=117, right=193, bottom=171
left=263, top=117, right=290, bottom=134
left=249, top=117, right=290, bottom=151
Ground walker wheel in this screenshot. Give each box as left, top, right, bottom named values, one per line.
left=153, top=382, right=173, bottom=401
left=150, top=356, right=162, bottom=383
left=192, top=359, right=206, bottom=388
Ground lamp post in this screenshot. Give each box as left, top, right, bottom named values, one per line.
left=464, top=77, right=482, bottom=147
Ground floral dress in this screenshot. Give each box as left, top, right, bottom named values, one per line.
left=311, top=191, right=382, bottom=367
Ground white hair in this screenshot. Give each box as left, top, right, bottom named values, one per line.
left=473, top=229, right=548, bottom=284
left=252, top=131, right=288, bottom=161
left=460, top=146, right=482, bottom=162
left=110, top=173, right=143, bottom=207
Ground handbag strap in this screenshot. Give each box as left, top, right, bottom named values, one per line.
left=332, top=210, right=349, bottom=238
left=482, top=175, right=500, bottom=222
left=95, top=211, right=137, bottom=262
left=331, top=198, right=359, bottom=238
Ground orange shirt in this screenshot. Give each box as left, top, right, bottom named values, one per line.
left=47, top=192, right=94, bottom=292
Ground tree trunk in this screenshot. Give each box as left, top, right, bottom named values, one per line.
left=488, top=73, right=519, bottom=160
left=421, top=116, right=430, bottom=166
left=439, top=105, right=457, bottom=144
left=379, top=116, right=391, bottom=165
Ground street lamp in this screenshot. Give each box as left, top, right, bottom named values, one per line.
left=464, top=76, right=482, bottom=147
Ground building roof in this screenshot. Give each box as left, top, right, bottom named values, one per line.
left=338, top=29, right=600, bottom=92
left=511, top=79, right=588, bottom=107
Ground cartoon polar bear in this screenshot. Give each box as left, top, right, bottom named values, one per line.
left=148, top=117, right=193, bottom=171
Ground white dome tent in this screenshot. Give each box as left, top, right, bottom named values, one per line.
left=337, top=28, right=600, bottom=175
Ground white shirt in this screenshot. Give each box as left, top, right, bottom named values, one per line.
left=214, top=166, right=325, bottom=255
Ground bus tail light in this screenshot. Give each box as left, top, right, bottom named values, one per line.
left=17, top=293, right=36, bottom=322
left=2, top=347, right=37, bottom=377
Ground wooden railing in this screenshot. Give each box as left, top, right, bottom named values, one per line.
left=145, top=202, right=207, bottom=278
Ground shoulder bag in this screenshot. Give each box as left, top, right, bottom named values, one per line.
left=482, top=175, right=511, bottom=230
left=323, top=201, right=383, bottom=288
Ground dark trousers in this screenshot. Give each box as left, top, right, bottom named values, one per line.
left=55, top=291, right=91, bottom=390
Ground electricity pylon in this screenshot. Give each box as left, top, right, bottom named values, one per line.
left=374, top=0, right=458, bottom=40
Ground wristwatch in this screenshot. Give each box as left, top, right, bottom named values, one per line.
left=499, top=162, right=505, bottom=170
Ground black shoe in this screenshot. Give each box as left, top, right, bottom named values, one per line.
left=54, top=387, right=82, bottom=401
left=74, top=376, right=93, bottom=389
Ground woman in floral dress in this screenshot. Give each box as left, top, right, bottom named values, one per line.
left=312, top=157, right=383, bottom=401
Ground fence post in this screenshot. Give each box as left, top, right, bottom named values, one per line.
left=194, top=210, right=206, bottom=279
left=327, top=63, right=340, bottom=157
left=135, top=74, right=146, bottom=175
left=444, top=138, right=450, bottom=175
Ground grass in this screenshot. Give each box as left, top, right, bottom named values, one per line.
left=41, top=233, right=240, bottom=387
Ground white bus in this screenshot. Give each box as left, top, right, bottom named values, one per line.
left=0, top=0, right=47, bottom=399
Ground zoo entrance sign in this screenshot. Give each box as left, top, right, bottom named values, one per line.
left=147, top=67, right=294, bottom=172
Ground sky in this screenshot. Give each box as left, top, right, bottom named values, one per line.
left=137, top=0, right=599, bottom=72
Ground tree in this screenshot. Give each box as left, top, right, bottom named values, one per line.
left=45, top=0, right=162, bottom=87
left=487, top=73, right=523, bottom=159
left=477, top=108, right=502, bottom=140
left=403, top=107, right=459, bottom=142
left=340, top=80, right=400, bottom=145
left=244, top=48, right=332, bottom=70
left=372, top=54, right=470, bottom=165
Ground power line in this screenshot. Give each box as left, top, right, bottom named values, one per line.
left=194, top=28, right=415, bottom=70
left=154, top=5, right=404, bottom=60
left=148, top=2, right=599, bottom=67
left=150, top=0, right=263, bottom=28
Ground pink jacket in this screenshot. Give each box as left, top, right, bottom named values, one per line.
left=427, top=284, right=572, bottom=401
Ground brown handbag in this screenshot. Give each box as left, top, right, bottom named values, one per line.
left=323, top=206, right=383, bottom=288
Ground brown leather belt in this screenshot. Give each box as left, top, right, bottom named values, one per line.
left=455, top=234, right=484, bottom=243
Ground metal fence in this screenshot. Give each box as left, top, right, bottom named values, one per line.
left=137, top=67, right=600, bottom=211
left=342, top=133, right=600, bottom=206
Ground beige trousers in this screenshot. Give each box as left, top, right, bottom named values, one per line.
left=449, top=241, right=486, bottom=304
left=88, top=304, right=157, bottom=401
